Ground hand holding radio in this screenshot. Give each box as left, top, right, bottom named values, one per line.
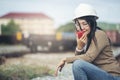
left=76, top=30, right=85, bottom=39
left=76, top=31, right=87, bottom=49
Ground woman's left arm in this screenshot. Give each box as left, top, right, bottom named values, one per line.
left=65, top=31, right=110, bottom=63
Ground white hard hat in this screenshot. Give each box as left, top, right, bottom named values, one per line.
left=73, top=3, right=98, bottom=20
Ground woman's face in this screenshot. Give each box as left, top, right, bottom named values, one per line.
left=75, top=19, right=91, bottom=35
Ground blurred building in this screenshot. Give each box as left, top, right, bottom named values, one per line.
left=0, top=12, right=55, bottom=35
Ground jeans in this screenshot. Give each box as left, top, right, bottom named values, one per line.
left=72, top=60, right=120, bottom=80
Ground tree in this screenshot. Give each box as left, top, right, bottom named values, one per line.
left=56, top=22, right=75, bottom=32
left=1, top=19, right=21, bottom=35
left=98, top=22, right=120, bottom=30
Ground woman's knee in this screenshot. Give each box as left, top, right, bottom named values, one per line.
left=72, top=59, right=87, bottom=70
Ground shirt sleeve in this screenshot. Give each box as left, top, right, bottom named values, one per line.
left=75, top=47, right=84, bottom=55
left=66, top=30, right=110, bottom=63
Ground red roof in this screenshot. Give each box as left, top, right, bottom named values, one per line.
left=0, top=12, right=52, bottom=19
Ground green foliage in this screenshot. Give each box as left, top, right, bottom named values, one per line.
left=98, top=22, right=120, bottom=31
left=1, top=19, right=21, bottom=35
left=0, top=64, right=53, bottom=80
left=56, top=21, right=120, bottom=32
left=56, top=22, right=75, bottom=32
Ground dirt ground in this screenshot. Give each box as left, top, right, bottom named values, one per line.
left=5, top=52, right=74, bottom=69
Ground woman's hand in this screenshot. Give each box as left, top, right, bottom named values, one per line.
left=54, top=58, right=66, bottom=76
left=76, top=32, right=88, bottom=49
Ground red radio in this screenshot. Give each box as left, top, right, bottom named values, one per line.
left=77, top=31, right=85, bottom=39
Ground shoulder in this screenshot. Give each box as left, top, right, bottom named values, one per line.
left=95, top=29, right=107, bottom=38
left=95, top=29, right=109, bottom=44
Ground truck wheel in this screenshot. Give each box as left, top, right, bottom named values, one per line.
left=58, top=45, right=64, bottom=51
left=30, top=45, right=37, bottom=53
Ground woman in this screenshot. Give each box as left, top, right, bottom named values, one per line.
left=55, top=3, right=120, bottom=80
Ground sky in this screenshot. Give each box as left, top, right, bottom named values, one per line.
left=0, top=0, right=120, bottom=28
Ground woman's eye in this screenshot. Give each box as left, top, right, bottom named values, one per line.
left=83, top=23, right=88, bottom=25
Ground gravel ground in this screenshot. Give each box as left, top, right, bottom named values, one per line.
left=5, top=52, right=74, bottom=68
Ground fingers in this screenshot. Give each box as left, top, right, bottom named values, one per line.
left=82, top=36, right=87, bottom=41
left=80, top=32, right=87, bottom=41
left=77, top=33, right=87, bottom=48
left=79, top=37, right=87, bottom=43
left=54, top=61, right=64, bottom=77
left=81, top=33, right=87, bottom=39
left=57, top=62, right=64, bottom=72
left=54, top=66, right=60, bottom=76
left=59, top=66, right=63, bottom=72
left=54, top=68, right=58, bottom=76
left=54, top=66, right=63, bottom=77
left=75, top=32, right=78, bottom=40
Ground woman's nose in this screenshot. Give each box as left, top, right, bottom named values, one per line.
left=81, top=26, right=85, bottom=30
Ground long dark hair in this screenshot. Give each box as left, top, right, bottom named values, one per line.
left=74, top=16, right=102, bottom=52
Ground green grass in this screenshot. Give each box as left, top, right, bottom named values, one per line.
left=0, top=64, right=54, bottom=80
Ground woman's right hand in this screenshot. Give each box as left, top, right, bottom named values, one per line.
left=54, top=58, right=66, bottom=77
left=76, top=32, right=87, bottom=49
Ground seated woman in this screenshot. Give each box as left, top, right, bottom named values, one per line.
left=55, top=3, right=120, bottom=80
